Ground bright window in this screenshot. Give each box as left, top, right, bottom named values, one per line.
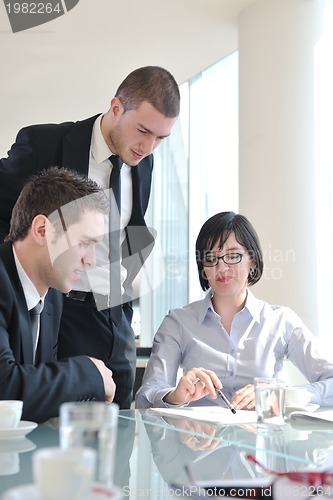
left=137, top=52, right=239, bottom=347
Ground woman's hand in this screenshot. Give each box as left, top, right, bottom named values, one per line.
left=178, top=419, right=222, bottom=451
left=163, top=367, right=222, bottom=405
left=230, top=384, right=255, bottom=410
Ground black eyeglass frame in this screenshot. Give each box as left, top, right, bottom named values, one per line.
left=201, top=252, right=245, bottom=267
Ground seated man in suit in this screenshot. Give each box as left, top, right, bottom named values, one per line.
left=0, top=65, right=180, bottom=409
left=0, top=167, right=116, bottom=423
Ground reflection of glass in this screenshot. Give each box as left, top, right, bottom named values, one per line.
left=0, top=438, right=36, bottom=476
left=255, top=427, right=286, bottom=475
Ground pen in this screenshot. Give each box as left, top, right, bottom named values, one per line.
left=193, top=377, right=236, bottom=414
left=216, top=389, right=236, bottom=414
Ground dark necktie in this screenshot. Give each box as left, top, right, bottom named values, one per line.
left=29, top=300, right=43, bottom=364
left=109, top=155, right=122, bottom=323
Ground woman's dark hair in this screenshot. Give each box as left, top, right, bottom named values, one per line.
left=195, top=211, right=263, bottom=291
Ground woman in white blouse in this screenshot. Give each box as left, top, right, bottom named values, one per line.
left=135, top=211, right=333, bottom=410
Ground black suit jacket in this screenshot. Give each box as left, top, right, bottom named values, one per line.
left=0, top=114, right=155, bottom=293
left=0, top=242, right=106, bottom=423
left=0, top=115, right=156, bottom=408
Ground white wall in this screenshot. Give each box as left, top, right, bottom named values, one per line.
left=0, top=0, right=256, bottom=152
left=239, top=0, right=327, bottom=340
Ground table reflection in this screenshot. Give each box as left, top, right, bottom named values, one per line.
left=0, top=438, right=35, bottom=476
left=138, top=410, right=333, bottom=488
left=1, top=410, right=333, bottom=500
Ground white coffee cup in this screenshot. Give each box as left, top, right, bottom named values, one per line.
left=0, top=400, right=23, bottom=429
left=33, top=446, right=96, bottom=500
left=285, top=386, right=311, bottom=409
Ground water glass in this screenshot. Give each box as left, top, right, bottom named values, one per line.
left=59, top=401, right=119, bottom=485
left=255, top=377, right=286, bottom=427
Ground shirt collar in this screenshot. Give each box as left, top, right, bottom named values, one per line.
left=12, top=246, right=46, bottom=311
left=90, top=114, right=113, bottom=164
left=199, top=288, right=261, bottom=324
left=197, top=292, right=216, bottom=323
left=242, top=289, right=262, bottom=323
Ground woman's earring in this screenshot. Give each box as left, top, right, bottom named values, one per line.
left=249, top=268, right=256, bottom=279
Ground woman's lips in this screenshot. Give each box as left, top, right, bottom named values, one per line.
left=217, top=276, right=232, bottom=283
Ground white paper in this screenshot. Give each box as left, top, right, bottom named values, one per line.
left=149, top=406, right=257, bottom=424
left=289, top=409, right=333, bottom=425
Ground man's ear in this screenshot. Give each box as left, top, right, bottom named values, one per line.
left=110, top=96, right=124, bottom=118
left=30, top=214, right=48, bottom=244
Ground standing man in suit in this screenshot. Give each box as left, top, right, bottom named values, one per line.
left=0, top=65, right=180, bottom=408
left=0, top=167, right=116, bottom=423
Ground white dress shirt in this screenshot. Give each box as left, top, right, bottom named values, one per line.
left=135, top=289, right=333, bottom=408
left=72, top=114, right=133, bottom=295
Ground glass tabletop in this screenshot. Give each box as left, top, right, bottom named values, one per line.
left=119, top=409, right=333, bottom=497
left=1, top=409, right=333, bottom=499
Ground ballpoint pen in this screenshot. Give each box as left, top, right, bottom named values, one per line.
left=193, top=377, right=236, bottom=414
left=216, top=389, right=236, bottom=414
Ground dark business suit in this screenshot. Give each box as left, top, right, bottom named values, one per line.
left=0, top=242, right=106, bottom=423
left=0, top=114, right=155, bottom=409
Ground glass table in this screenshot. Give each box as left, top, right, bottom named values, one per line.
left=1, top=409, right=333, bottom=499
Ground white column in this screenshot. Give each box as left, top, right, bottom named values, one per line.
left=238, top=0, right=326, bottom=335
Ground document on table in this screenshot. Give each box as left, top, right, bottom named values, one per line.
left=289, top=408, right=333, bottom=425
left=149, top=406, right=257, bottom=424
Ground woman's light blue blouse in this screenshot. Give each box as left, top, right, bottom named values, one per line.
left=135, top=290, right=333, bottom=408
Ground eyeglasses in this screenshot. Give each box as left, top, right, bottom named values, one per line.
left=202, top=252, right=245, bottom=267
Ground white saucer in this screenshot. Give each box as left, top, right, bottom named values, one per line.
left=0, top=437, right=36, bottom=453
left=0, top=421, right=37, bottom=440
left=2, top=483, right=123, bottom=499
left=285, top=403, right=320, bottom=414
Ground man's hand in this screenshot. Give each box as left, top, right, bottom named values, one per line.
left=88, top=357, right=116, bottom=403
left=163, top=367, right=222, bottom=405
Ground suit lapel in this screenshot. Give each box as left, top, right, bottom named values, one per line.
left=62, top=114, right=101, bottom=174
left=0, top=242, right=34, bottom=363
left=20, top=309, right=34, bottom=363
